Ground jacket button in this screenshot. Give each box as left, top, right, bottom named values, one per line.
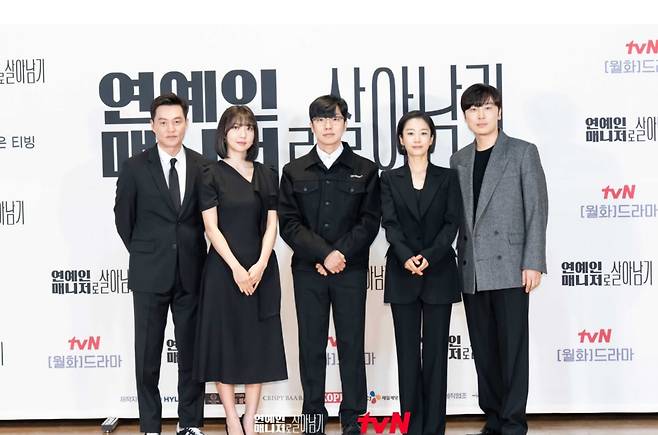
left=303, top=187, right=308, bottom=192
left=324, top=223, right=329, bottom=228
left=349, top=187, right=354, bottom=193
left=463, top=235, right=468, bottom=241
left=497, top=255, right=502, bottom=260
left=325, top=180, right=331, bottom=184
left=462, top=260, right=467, bottom=265
left=172, top=243, right=177, bottom=250
left=494, top=230, right=499, bottom=235
left=325, top=201, right=330, bottom=206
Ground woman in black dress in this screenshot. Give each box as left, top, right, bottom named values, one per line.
left=195, top=106, right=287, bottom=435
left=380, top=111, right=462, bottom=435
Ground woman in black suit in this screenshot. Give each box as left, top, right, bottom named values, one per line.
left=381, top=111, right=463, bottom=435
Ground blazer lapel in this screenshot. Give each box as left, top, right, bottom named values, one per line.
left=474, top=132, right=511, bottom=228
left=395, top=165, right=421, bottom=222
left=179, top=146, right=196, bottom=216
left=146, top=146, right=178, bottom=214
left=457, top=143, right=475, bottom=232
left=418, top=164, right=446, bottom=219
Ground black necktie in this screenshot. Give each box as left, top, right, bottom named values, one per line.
left=169, top=158, right=181, bottom=212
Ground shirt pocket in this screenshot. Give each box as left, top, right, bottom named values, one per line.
left=293, top=180, right=319, bottom=195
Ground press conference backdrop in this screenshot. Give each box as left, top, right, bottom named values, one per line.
left=1, top=25, right=657, bottom=419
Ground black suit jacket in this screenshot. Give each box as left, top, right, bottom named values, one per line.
left=279, top=143, right=381, bottom=271
left=114, top=146, right=209, bottom=294
left=381, top=163, right=462, bottom=304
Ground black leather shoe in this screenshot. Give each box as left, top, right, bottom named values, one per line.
left=467, top=427, right=499, bottom=435
left=342, top=421, right=361, bottom=435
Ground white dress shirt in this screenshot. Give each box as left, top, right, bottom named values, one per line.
left=316, top=144, right=343, bottom=169
left=157, top=144, right=186, bottom=202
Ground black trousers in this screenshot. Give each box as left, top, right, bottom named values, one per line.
left=292, top=268, right=367, bottom=433
left=463, top=287, right=529, bottom=435
left=391, top=301, right=452, bottom=435
left=132, top=271, right=204, bottom=433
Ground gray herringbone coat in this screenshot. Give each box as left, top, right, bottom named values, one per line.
left=449, top=130, right=548, bottom=294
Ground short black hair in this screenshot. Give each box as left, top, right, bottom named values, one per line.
left=309, top=94, right=350, bottom=121
left=460, top=83, right=502, bottom=113
left=215, top=105, right=259, bottom=161
left=150, top=92, right=189, bottom=120
left=396, top=110, right=436, bottom=154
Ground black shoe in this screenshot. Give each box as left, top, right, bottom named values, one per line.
left=467, top=428, right=499, bottom=435
left=177, top=428, right=204, bottom=435
left=342, top=421, right=361, bottom=435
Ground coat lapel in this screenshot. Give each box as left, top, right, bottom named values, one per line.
left=418, top=164, right=446, bottom=219
left=395, top=165, right=421, bottom=222
left=146, top=146, right=177, bottom=214
left=457, top=144, right=475, bottom=232
left=474, top=132, right=511, bottom=228
left=179, top=146, right=196, bottom=216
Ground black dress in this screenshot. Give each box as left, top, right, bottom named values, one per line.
left=194, top=160, right=287, bottom=384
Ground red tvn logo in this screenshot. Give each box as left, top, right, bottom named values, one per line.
left=626, top=40, right=658, bottom=54
left=358, top=412, right=410, bottom=434
left=325, top=392, right=343, bottom=403
left=68, top=336, right=101, bottom=350
left=578, top=328, right=612, bottom=344
left=327, top=336, right=337, bottom=347
left=602, top=184, right=635, bottom=200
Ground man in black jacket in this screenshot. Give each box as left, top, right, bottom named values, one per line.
left=279, top=95, right=381, bottom=435
left=114, top=93, right=207, bottom=435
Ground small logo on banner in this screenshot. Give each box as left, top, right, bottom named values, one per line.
left=51, top=268, right=130, bottom=295
left=579, top=184, right=656, bottom=219
left=0, top=58, right=45, bottom=85
left=48, top=335, right=122, bottom=369
left=262, top=394, right=303, bottom=402
left=561, top=260, right=653, bottom=287
left=604, top=40, right=658, bottom=74
left=357, top=412, right=410, bottom=434
left=556, top=328, right=634, bottom=364
left=625, top=40, right=658, bottom=55
left=325, top=392, right=342, bottom=404
left=165, top=338, right=178, bottom=364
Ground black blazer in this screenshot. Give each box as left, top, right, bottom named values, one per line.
left=381, top=163, right=462, bottom=304
left=114, top=146, right=209, bottom=294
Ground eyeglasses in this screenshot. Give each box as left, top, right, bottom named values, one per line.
left=312, top=115, right=345, bottom=124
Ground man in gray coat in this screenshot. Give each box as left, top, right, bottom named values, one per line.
left=450, top=84, right=548, bottom=435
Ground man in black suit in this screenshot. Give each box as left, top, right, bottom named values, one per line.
left=114, top=93, right=207, bottom=435
left=279, top=95, right=381, bottom=435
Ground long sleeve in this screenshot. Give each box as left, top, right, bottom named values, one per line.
left=278, top=167, right=334, bottom=263
left=113, top=160, right=137, bottom=251
left=380, top=171, right=414, bottom=264
left=520, top=144, right=548, bottom=273
left=420, top=170, right=462, bottom=265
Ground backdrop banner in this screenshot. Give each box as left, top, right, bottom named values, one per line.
left=1, top=24, right=657, bottom=419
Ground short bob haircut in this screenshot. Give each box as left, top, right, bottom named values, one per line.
left=396, top=110, right=436, bottom=154
left=460, top=83, right=502, bottom=113
left=215, top=105, right=259, bottom=161
left=309, top=94, right=350, bottom=121
left=150, top=92, right=189, bottom=120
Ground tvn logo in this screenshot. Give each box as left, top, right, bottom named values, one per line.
left=68, top=336, right=101, bottom=350
left=357, top=412, right=410, bottom=434
left=578, top=328, right=612, bottom=344
left=602, top=184, right=635, bottom=200
left=626, top=40, right=658, bottom=54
